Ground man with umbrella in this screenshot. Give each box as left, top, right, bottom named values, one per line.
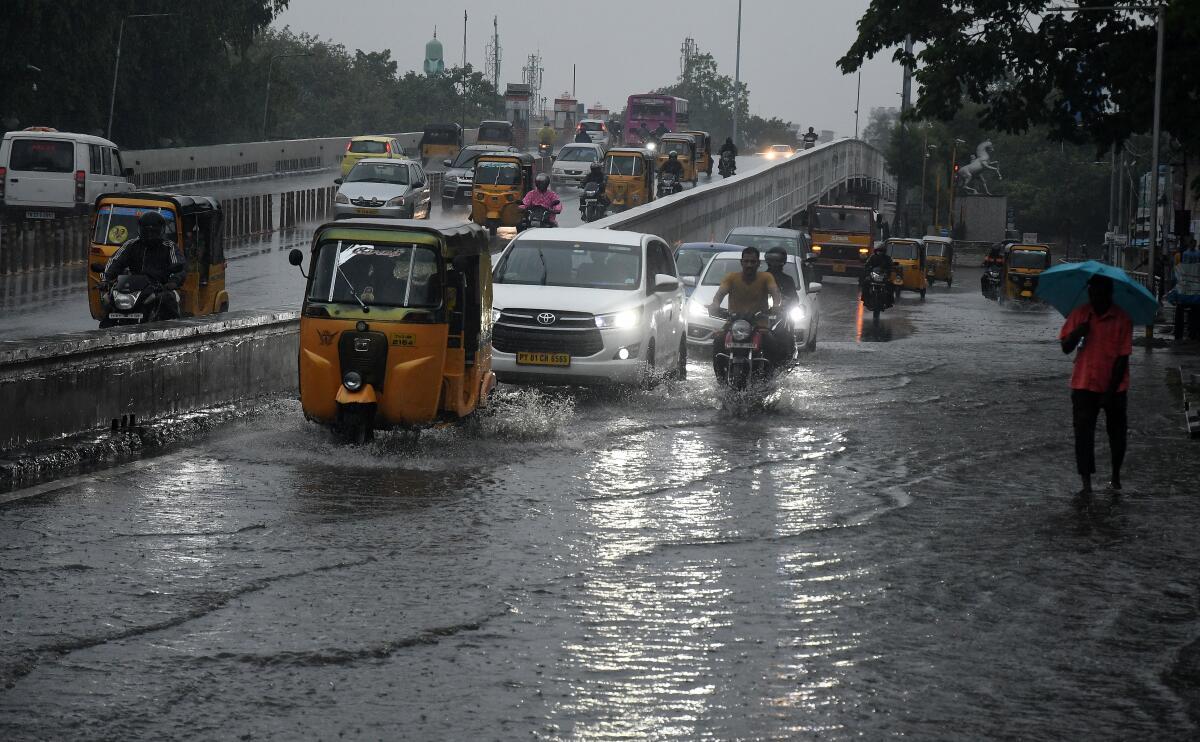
left=1058, top=275, right=1133, bottom=496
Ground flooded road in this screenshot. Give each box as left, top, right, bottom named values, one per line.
left=3, top=270, right=1199, bottom=740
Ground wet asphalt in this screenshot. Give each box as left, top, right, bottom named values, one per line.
left=3, top=268, right=1200, bottom=740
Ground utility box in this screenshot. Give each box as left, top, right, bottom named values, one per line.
left=955, top=195, right=1008, bottom=243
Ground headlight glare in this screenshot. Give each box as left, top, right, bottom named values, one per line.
left=594, top=308, right=641, bottom=329
left=788, top=305, right=805, bottom=324
left=688, top=299, right=707, bottom=318
left=114, top=292, right=136, bottom=310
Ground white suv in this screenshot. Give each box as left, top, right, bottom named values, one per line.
left=1, top=129, right=135, bottom=219
left=491, top=228, right=687, bottom=385
left=576, top=119, right=610, bottom=149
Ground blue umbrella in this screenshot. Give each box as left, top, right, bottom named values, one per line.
left=1034, top=260, right=1158, bottom=325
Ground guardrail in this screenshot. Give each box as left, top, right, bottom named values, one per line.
left=596, top=139, right=894, bottom=242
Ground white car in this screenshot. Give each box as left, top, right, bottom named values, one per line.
left=550, top=143, right=604, bottom=188
left=685, top=251, right=821, bottom=352
left=576, top=119, right=610, bottom=149
left=0, top=129, right=135, bottom=220
left=491, top=228, right=688, bottom=385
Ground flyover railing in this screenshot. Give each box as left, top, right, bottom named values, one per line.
left=594, top=138, right=894, bottom=244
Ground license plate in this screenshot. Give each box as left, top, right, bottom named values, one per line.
left=1021, top=291, right=1032, bottom=297
left=108, top=313, right=143, bottom=320
left=516, top=352, right=570, bottom=367
left=26, top=211, right=55, bottom=220
left=354, top=208, right=377, bottom=215
left=833, top=264, right=846, bottom=273
left=727, top=342, right=755, bottom=349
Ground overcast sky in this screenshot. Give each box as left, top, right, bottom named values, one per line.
left=273, top=0, right=905, bottom=136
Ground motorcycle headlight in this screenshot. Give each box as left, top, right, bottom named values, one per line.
left=335, top=192, right=349, bottom=204
left=871, top=270, right=885, bottom=280
left=594, top=307, right=641, bottom=329
left=342, top=371, right=363, bottom=391
left=731, top=319, right=753, bottom=341
left=788, top=305, right=805, bottom=324
left=646, top=142, right=657, bottom=152
left=688, top=298, right=708, bottom=318
left=114, top=292, right=136, bottom=310
left=386, top=196, right=406, bottom=207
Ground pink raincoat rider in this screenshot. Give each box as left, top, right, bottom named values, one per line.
left=520, top=187, right=562, bottom=225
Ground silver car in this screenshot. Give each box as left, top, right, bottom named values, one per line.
left=334, top=159, right=431, bottom=220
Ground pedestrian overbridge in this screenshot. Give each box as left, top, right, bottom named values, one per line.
left=595, top=138, right=895, bottom=243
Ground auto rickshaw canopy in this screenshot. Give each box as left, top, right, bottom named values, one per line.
left=476, top=120, right=514, bottom=144
left=420, top=123, right=463, bottom=146
left=316, top=218, right=489, bottom=261
left=659, top=134, right=697, bottom=158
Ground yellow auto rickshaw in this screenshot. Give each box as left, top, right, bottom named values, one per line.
left=469, top=152, right=535, bottom=235
left=1002, top=243, right=1052, bottom=302
left=88, top=192, right=228, bottom=320
left=656, top=133, right=699, bottom=185
left=885, top=238, right=928, bottom=299
left=419, top=123, right=463, bottom=166
left=922, top=235, right=954, bottom=286
left=682, top=130, right=713, bottom=177
left=476, top=120, right=514, bottom=148
left=287, top=219, right=496, bottom=443
left=603, top=148, right=656, bottom=212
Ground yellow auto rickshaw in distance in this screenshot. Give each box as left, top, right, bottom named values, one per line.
left=885, top=238, right=928, bottom=299
left=476, top=120, right=514, bottom=148
left=88, top=192, right=228, bottom=321
left=603, top=148, right=656, bottom=212
left=287, top=219, right=496, bottom=443
left=1002, top=243, right=1052, bottom=302
left=469, top=152, right=535, bottom=235
left=682, top=130, right=713, bottom=177
left=419, top=123, right=463, bottom=166
left=656, top=133, right=699, bottom=185
left=922, top=235, right=954, bottom=286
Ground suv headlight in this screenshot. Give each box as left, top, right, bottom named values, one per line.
left=386, top=195, right=406, bottom=207
left=788, top=305, right=805, bottom=324
left=335, top=192, right=349, bottom=204
left=594, top=307, right=641, bottom=329
left=688, top=298, right=708, bottom=318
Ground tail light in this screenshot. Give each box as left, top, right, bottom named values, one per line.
left=600, top=123, right=606, bottom=132
left=385, top=141, right=392, bottom=153
left=74, top=170, right=86, bottom=203
left=0, top=166, right=6, bottom=200
left=345, top=140, right=353, bottom=151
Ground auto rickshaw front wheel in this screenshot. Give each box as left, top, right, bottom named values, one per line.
left=338, top=406, right=375, bottom=445
left=920, top=288, right=926, bottom=300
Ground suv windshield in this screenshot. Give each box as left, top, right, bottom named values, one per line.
left=674, top=248, right=719, bottom=277
left=702, top=259, right=799, bottom=286
left=558, top=147, right=598, bottom=162
left=308, top=241, right=440, bottom=307
left=346, top=162, right=409, bottom=184
left=495, top=240, right=642, bottom=291
left=451, top=148, right=491, bottom=169
left=726, top=233, right=799, bottom=256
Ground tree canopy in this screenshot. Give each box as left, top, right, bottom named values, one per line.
left=839, top=0, right=1199, bottom=154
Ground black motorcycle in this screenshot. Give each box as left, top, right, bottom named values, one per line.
left=657, top=172, right=683, bottom=198
left=537, top=142, right=553, bottom=158
left=518, top=204, right=557, bottom=232
left=718, top=151, right=736, bottom=178
left=93, top=268, right=182, bottom=327
left=711, top=309, right=775, bottom=392
left=982, top=264, right=1002, bottom=300
left=580, top=182, right=606, bottom=223
left=861, top=268, right=896, bottom=322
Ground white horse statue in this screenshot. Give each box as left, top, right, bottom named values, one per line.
left=957, top=140, right=1002, bottom=195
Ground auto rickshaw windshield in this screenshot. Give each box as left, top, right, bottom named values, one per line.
left=1009, top=249, right=1049, bottom=269
left=925, top=243, right=949, bottom=257
left=92, top=205, right=176, bottom=246
left=888, top=242, right=921, bottom=260
left=474, top=161, right=521, bottom=185
left=605, top=155, right=643, bottom=176
left=308, top=240, right=441, bottom=307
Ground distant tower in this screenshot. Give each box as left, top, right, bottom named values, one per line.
left=424, top=27, right=444, bottom=76
left=484, top=16, right=502, bottom=92
left=680, top=37, right=697, bottom=79
left=522, top=52, right=544, bottom=122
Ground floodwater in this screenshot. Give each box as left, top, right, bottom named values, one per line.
left=3, top=271, right=1199, bottom=740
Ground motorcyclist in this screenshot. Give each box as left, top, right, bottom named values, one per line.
left=101, top=210, right=185, bottom=320
left=765, top=246, right=799, bottom=363
left=860, top=243, right=896, bottom=303
left=718, top=137, right=738, bottom=174
left=708, top=246, right=783, bottom=382
left=802, top=126, right=819, bottom=149
left=574, top=127, right=591, bottom=144
left=653, top=122, right=670, bottom=140
left=659, top=150, right=685, bottom=184
left=981, top=244, right=1004, bottom=292
left=537, top=121, right=555, bottom=148
left=519, top=172, right=562, bottom=227
left=579, top=161, right=609, bottom=212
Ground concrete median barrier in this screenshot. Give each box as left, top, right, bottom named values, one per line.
left=0, top=309, right=299, bottom=450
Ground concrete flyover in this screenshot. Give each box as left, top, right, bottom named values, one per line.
left=0, top=139, right=892, bottom=450
left=595, top=138, right=894, bottom=243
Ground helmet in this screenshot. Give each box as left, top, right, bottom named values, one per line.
left=765, top=246, right=788, bottom=265
left=668, top=151, right=679, bottom=160
left=589, top=161, right=602, bottom=173
left=874, top=243, right=887, bottom=252
left=535, top=173, right=550, bottom=191
left=138, top=210, right=166, bottom=242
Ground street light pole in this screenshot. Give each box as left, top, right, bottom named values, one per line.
left=262, top=53, right=313, bottom=140
left=948, top=138, right=965, bottom=231
left=732, top=0, right=742, bottom=145
left=107, top=13, right=174, bottom=141
left=854, top=69, right=862, bottom=139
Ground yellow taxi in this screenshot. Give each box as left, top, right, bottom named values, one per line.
left=341, top=135, right=407, bottom=177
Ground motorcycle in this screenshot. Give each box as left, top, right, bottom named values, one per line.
left=537, top=142, right=553, bottom=158
left=518, top=204, right=557, bottom=232
left=92, top=266, right=183, bottom=327
left=718, top=151, right=736, bottom=178
left=580, top=182, right=606, bottom=223
left=656, top=172, right=683, bottom=198
left=711, top=309, right=775, bottom=392
left=982, top=264, right=1002, bottom=300
left=860, top=268, right=895, bottom=322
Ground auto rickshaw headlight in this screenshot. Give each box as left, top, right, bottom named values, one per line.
left=343, top=371, right=364, bottom=392
left=858, top=247, right=870, bottom=255
left=335, top=192, right=349, bottom=204
left=811, top=244, right=822, bottom=252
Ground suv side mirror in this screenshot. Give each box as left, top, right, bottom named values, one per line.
left=808, top=282, right=823, bottom=293
left=122, top=167, right=135, bottom=178
left=805, top=252, right=818, bottom=263
left=681, top=275, right=697, bottom=287
left=334, top=177, right=343, bottom=185
left=288, top=249, right=304, bottom=267
left=654, top=274, right=680, bottom=292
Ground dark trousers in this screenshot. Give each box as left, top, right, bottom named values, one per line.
left=1174, top=305, right=1200, bottom=340
left=1071, top=390, right=1127, bottom=477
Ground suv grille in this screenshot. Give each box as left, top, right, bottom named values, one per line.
left=494, top=308, right=603, bottom=357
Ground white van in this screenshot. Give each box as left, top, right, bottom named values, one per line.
left=0, top=129, right=135, bottom=219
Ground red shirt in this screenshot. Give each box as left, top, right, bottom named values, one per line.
left=1059, top=304, right=1132, bottom=392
